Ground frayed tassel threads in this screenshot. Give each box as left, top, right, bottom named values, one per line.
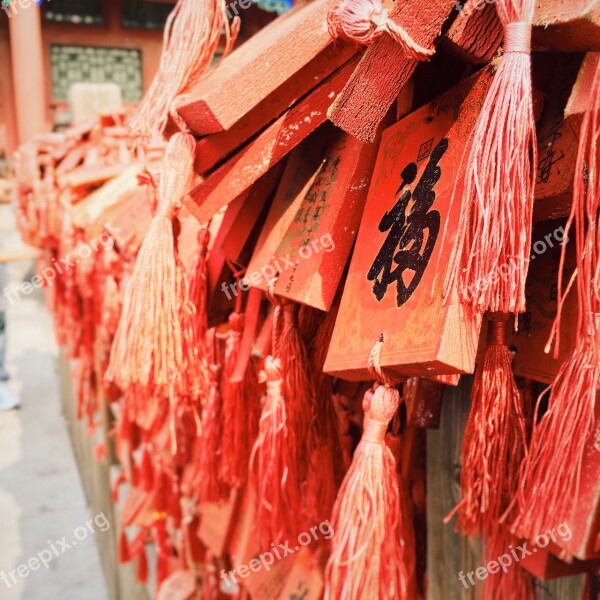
left=250, top=355, right=302, bottom=545
left=512, top=58, right=600, bottom=543
left=325, top=384, right=408, bottom=600
left=107, top=133, right=201, bottom=399
left=443, top=3, right=537, bottom=314
left=128, top=0, right=240, bottom=140
left=445, top=318, right=527, bottom=538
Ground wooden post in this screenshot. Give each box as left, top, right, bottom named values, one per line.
left=8, top=2, right=49, bottom=144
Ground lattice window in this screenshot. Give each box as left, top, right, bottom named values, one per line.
left=122, top=0, right=173, bottom=29
left=44, top=0, right=105, bottom=24
left=50, top=45, right=143, bottom=103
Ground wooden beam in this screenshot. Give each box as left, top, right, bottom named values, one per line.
left=184, top=58, right=358, bottom=225
left=442, top=0, right=502, bottom=64
left=192, top=42, right=358, bottom=174
left=327, top=0, right=456, bottom=143
left=533, top=0, right=600, bottom=52
left=176, top=0, right=340, bottom=135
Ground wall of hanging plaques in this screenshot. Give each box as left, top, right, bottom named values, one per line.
left=50, top=45, right=143, bottom=104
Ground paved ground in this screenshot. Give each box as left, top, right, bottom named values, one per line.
left=0, top=204, right=108, bottom=600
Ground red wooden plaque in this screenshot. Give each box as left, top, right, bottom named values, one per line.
left=246, top=125, right=382, bottom=311
left=324, top=67, right=498, bottom=380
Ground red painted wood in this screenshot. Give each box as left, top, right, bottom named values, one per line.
left=184, top=58, right=358, bottom=225
left=219, top=163, right=286, bottom=266
left=175, top=0, right=339, bottom=135
left=566, top=52, right=600, bottom=117
left=59, top=164, right=127, bottom=193
left=534, top=55, right=593, bottom=222
left=324, top=67, right=497, bottom=380
left=443, top=0, right=502, bottom=63
left=103, top=187, right=153, bottom=254
left=192, top=42, right=358, bottom=173
left=231, top=287, right=263, bottom=383
left=404, top=378, right=444, bottom=428
left=520, top=544, right=600, bottom=579
left=533, top=0, right=600, bottom=51
left=246, top=123, right=383, bottom=311
left=327, top=0, right=456, bottom=143
left=206, top=166, right=283, bottom=301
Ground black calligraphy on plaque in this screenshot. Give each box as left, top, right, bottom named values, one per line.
left=293, top=153, right=340, bottom=249
left=367, top=138, right=446, bottom=307
left=537, top=120, right=565, bottom=185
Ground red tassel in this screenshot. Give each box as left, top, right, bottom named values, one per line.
left=119, top=529, right=132, bottom=563
left=198, top=332, right=229, bottom=502
left=128, top=0, right=239, bottom=140
left=188, top=228, right=211, bottom=343
left=250, top=355, right=302, bottom=546
left=443, top=0, right=537, bottom=313
left=136, top=548, right=149, bottom=584
left=444, top=315, right=530, bottom=598
left=107, top=133, right=202, bottom=401
left=325, top=382, right=408, bottom=599
left=278, top=301, right=316, bottom=480
left=140, top=446, right=154, bottom=493
left=483, top=534, right=534, bottom=600
left=327, top=0, right=434, bottom=60
left=512, top=60, right=600, bottom=541
left=220, top=308, right=260, bottom=488
left=304, top=305, right=346, bottom=525
left=168, top=476, right=182, bottom=527
left=157, top=554, right=171, bottom=586
left=445, top=315, right=527, bottom=539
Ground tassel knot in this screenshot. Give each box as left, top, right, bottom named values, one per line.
left=504, top=22, right=531, bottom=53
left=364, top=384, right=400, bottom=424
left=362, top=418, right=388, bottom=443
left=262, top=355, right=282, bottom=387
left=128, top=0, right=239, bottom=140
left=106, top=132, right=202, bottom=396
left=327, top=0, right=433, bottom=60
left=155, top=133, right=196, bottom=219
left=282, top=302, right=298, bottom=327
left=487, top=319, right=507, bottom=345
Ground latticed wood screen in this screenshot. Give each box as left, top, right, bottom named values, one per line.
left=50, top=45, right=143, bottom=103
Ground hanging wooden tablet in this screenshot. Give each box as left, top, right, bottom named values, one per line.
left=507, top=220, right=575, bottom=385
left=192, top=43, right=358, bottom=174
left=70, top=165, right=143, bottom=230
left=534, top=54, right=589, bottom=222
left=176, top=0, right=350, bottom=135
left=184, top=58, right=359, bottom=225
left=326, top=0, right=455, bottom=143
left=324, top=67, right=497, bottom=380
left=533, top=0, right=600, bottom=51
left=208, top=165, right=284, bottom=300
left=442, top=0, right=502, bottom=64
left=566, top=52, right=600, bottom=117
left=102, top=187, right=153, bottom=254
left=512, top=58, right=600, bottom=562
left=246, top=123, right=383, bottom=311
left=219, top=165, right=285, bottom=269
